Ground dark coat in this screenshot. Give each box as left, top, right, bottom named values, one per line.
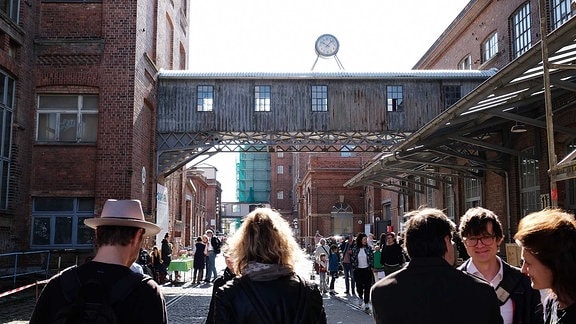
left=458, top=259, right=544, bottom=324
left=211, top=274, right=327, bottom=324
left=371, top=257, right=503, bottom=324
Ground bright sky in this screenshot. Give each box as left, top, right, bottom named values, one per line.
left=188, top=0, right=471, bottom=200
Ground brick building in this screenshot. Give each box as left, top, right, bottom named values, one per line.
left=0, top=1, right=191, bottom=255
left=346, top=1, right=576, bottom=247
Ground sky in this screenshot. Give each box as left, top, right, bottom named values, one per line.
left=187, top=0, right=471, bottom=200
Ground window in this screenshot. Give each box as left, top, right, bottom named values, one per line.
left=254, top=86, right=271, bottom=112
left=511, top=3, right=532, bottom=59
left=459, top=55, right=472, bottom=70
left=331, top=202, right=353, bottom=235
left=426, top=179, right=436, bottom=207
left=277, top=165, right=284, bottom=174
left=386, top=85, right=403, bottom=112
left=197, top=85, right=213, bottom=111
left=551, top=0, right=572, bottom=30
left=341, top=145, right=354, bottom=157
left=31, top=197, right=95, bottom=248
left=277, top=151, right=284, bottom=158
left=37, top=95, right=98, bottom=143
left=277, top=190, right=284, bottom=200
left=0, top=0, right=19, bottom=22
left=464, top=176, right=482, bottom=209
left=443, top=178, right=455, bottom=220
left=0, top=72, right=14, bottom=210
left=566, top=140, right=576, bottom=211
left=443, top=85, right=461, bottom=110
left=414, top=177, right=421, bottom=208
left=520, top=147, right=540, bottom=215
left=311, top=85, right=328, bottom=112
left=482, top=32, right=498, bottom=63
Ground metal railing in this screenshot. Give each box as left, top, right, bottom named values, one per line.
left=0, top=250, right=51, bottom=288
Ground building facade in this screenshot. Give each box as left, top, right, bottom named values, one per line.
left=0, top=1, right=190, bottom=255
left=348, top=0, right=576, bottom=247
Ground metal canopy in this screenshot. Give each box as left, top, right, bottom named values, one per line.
left=344, top=16, right=576, bottom=188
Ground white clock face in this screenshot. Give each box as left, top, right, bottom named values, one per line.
left=315, top=34, right=339, bottom=57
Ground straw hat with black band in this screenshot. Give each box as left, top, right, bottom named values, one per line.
left=84, top=199, right=161, bottom=236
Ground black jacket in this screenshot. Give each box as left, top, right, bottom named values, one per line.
left=371, top=257, right=503, bottom=324
left=211, top=274, right=326, bottom=324
left=459, top=259, right=544, bottom=324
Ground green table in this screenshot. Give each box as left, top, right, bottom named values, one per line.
left=167, top=258, right=194, bottom=282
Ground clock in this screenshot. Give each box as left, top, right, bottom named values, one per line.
left=315, top=34, right=339, bottom=57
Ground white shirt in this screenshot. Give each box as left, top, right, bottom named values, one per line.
left=466, top=256, right=513, bottom=324
left=130, top=262, right=144, bottom=274
left=357, top=248, right=369, bottom=269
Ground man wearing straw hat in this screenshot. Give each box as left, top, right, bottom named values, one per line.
left=30, top=199, right=167, bottom=323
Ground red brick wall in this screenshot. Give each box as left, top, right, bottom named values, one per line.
left=415, top=0, right=541, bottom=70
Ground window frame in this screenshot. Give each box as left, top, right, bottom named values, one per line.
left=551, top=0, right=572, bottom=30
left=254, top=85, right=271, bottom=112
left=459, top=55, right=472, bottom=70
left=443, top=178, right=455, bottom=220
left=30, top=197, right=95, bottom=249
left=386, top=85, right=404, bottom=112
left=197, top=85, right=214, bottom=112
left=0, top=72, right=14, bottom=210
left=311, top=85, right=328, bottom=112
left=36, top=94, right=99, bottom=143
left=510, top=2, right=532, bottom=59
left=464, top=176, right=482, bottom=209
left=482, top=32, right=499, bottom=63
left=0, top=0, right=19, bottom=22
left=520, top=147, right=540, bottom=215
left=442, top=85, right=462, bottom=110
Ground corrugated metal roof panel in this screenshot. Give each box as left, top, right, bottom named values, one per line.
left=157, top=69, right=497, bottom=80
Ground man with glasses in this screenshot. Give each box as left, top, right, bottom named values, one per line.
left=458, top=207, right=543, bottom=324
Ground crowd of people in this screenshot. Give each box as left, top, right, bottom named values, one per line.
left=28, top=198, right=576, bottom=324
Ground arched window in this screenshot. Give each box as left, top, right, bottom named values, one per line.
left=331, top=202, right=353, bottom=236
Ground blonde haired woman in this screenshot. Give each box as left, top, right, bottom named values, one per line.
left=210, top=208, right=326, bottom=323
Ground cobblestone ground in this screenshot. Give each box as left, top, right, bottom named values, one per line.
left=0, top=254, right=374, bottom=324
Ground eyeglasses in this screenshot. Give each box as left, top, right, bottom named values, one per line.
left=464, top=235, right=496, bottom=247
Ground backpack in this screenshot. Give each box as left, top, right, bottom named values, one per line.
left=53, top=267, right=152, bottom=324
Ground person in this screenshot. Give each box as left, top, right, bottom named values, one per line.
left=30, top=199, right=167, bottom=323
left=367, top=233, right=375, bottom=248
left=137, top=247, right=154, bottom=276
left=192, top=235, right=207, bottom=284
left=351, top=232, right=374, bottom=312
left=379, top=232, right=405, bottom=276
left=339, top=234, right=356, bottom=295
left=316, top=253, right=328, bottom=294
left=314, top=238, right=330, bottom=261
left=206, top=245, right=236, bottom=323
left=130, top=262, right=144, bottom=274
left=161, top=232, right=172, bottom=280
left=314, top=230, right=322, bottom=246
left=370, top=207, right=503, bottom=324
left=372, top=244, right=385, bottom=282
left=150, top=246, right=166, bottom=284
left=210, top=207, right=327, bottom=323
left=514, top=208, right=576, bottom=324
left=327, top=244, right=340, bottom=295
left=314, top=238, right=330, bottom=286
left=458, top=207, right=543, bottom=324
left=204, top=229, right=221, bottom=283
